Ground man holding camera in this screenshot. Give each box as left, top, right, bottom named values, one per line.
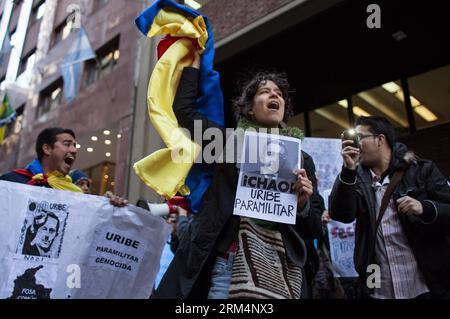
left=329, top=116, right=450, bottom=299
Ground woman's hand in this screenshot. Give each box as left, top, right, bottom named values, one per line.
left=293, top=169, right=314, bottom=210
left=192, top=50, right=201, bottom=69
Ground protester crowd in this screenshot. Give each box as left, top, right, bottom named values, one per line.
left=1, top=0, right=449, bottom=301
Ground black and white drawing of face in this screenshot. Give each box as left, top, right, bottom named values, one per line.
left=32, top=208, right=47, bottom=227
left=260, top=139, right=287, bottom=175
left=32, top=215, right=59, bottom=252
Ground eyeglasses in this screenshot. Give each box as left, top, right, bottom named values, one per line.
left=357, top=134, right=378, bottom=140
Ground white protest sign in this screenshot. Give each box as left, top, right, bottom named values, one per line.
left=303, top=138, right=357, bottom=277
left=302, top=137, right=342, bottom=206
left=233, top=131, right=301, bottom=225
left=327, top=220, right=358, bottom=278
left=0, top=181, right=171, bottom=299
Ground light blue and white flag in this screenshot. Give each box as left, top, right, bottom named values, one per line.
left=60, top=28, right=95, bottom=103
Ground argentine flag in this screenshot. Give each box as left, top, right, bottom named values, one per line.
left=60, top=28, right=95, bottom=103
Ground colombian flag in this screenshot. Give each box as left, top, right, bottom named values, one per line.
left=134, top=0, right=224, bottom=212
left=0, top=94, right=16, bottom=144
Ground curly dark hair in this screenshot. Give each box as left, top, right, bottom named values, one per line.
left=232, top=71, right=295, bottom=124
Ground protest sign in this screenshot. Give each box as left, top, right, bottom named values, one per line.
left=302, top=137, right=342, bottom=206
left=0, top=181, right=171, bottom=299
left=303, top=137, right=357, bottom=277
left=233, top=131, right=301, bottom=224
left=327, top=220, right=358, bottom=278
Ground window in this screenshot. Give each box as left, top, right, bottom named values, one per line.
left=309, top=102, right=350, bottom=138
left=36, top=78, right=63, bottom=118
left=52, top=17, right=74, bottom=47
left=0, top=76, right=6, bottom=90
left=84, top=36, right=120, bottom=86
left=17, top=49, right=36, bottom=77
left=351, top=80, right=410, bottom=136
left=4, top=104, right=24, bottom=139
left=85, top=161, right=116, bottom=195
left=407, top=64, right=450, bottom=130
left=9, top=29, right=18, bottom=48
left=36, top=1, right=46, bottom=19
left=30, top=1, right=46, bottom=24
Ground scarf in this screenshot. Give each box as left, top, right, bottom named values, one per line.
left=236, top=117, right=304, bottom=139
left=20, top=159, right=83, bottom=193
left=229, top=217, right=303, bottom=299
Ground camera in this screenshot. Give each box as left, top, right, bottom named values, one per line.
left=341, top=129, right=360, bottom=149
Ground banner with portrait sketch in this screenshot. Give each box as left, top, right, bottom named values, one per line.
left=0, top=181, right=171, bottom=299
left=233, top=131, right=301, bottom=224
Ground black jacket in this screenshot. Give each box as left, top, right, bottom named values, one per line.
left=154, top=67, right=324, bottom=298
left=329, top=143, right=450, bottom=297
left=0, top=170, right=34, bottom=184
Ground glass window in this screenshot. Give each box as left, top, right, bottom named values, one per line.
left=36, top=1, right=46, bottom=20
left=85, top=161, right=116, bottom=195
left=30, top=1, right=46, bottom=24
left=84, top=36, right=120, bottom=86
left=36, top=79, right=63, bottom=118
left=17, top=49, right=36, bottom=77
left=309, top=102, right=349, bottom=138
left=10, top=30, right=18, bottom=48
left=351, top=80, right=410, bottom=136
left=407, top=64, right=450, bottom=130
left=0, top=77, right=6, bottom=90
left=53, top=18, right=74, bottom=47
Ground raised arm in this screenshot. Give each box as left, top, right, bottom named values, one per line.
left=173, top=52, right=224, bottom=138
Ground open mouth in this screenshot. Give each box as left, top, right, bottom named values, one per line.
left=267, top=101, right=280, bottom=110
left=64, top=156, right=75, bottom=166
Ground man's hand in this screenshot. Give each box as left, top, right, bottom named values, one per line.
left=105, top=191, right=128, bottom=207
left=341, top=140, right=360, bottom=170
left=294, top=169, right=314, bottom=210
left=396, top=196, right=423, bottom=216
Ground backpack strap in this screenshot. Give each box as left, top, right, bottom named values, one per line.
left=374, top=168, right=406, bottom=232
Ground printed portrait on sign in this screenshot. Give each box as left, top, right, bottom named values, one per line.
left=16, top=200, right=69, bottom=259
left=242, top=133, right=300, bottom=181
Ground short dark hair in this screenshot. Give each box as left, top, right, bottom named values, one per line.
left=232, top=71, right=295, bottom=123
left=36, top=128, right=76, bottom=161
left=40, top=212, right=60, bottom=235
left=355, top=116, right=395, bottom=149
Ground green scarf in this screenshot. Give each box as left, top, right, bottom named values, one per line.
left=236, top=117, right=304, bottom=229
left=236, top=117, right=304, bottom=139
